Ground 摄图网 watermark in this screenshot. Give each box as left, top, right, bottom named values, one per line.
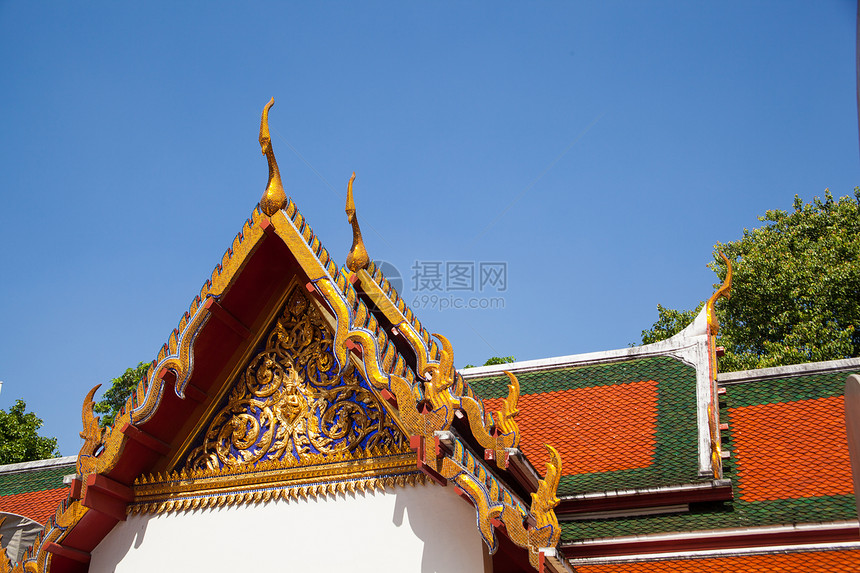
left=409, top=260, right=508, bottom=311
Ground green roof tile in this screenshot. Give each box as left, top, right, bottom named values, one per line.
left=471, top=356, right=702, bottom=494
left=0, top=465, right=74, bottom=496
left=559, top=366, right=860, bottom=543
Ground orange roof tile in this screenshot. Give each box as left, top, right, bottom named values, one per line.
left=486, top=379, right=658, bottom=475
left=572, top=549, right=860, bottom=572
left=0, top=488, right=67, bottom=525
left=729, top=396, right=853, bottom=502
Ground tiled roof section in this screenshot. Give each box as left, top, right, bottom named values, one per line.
left=485, top=380, right=658, bottom=475
left=0, top=488, right=68, bottom=525
left=470, top=356, right=700, bottom=495
left=0, top=466, right=71, bottom=497
left=0, top=462, right=73, bottom=525
left=571, top=549, right=860, bottom=572
left=724, top=371, right=849, bottom=407
left=561, top=495, right=854, bottom=540
left=559, top=366, right=860, bottom=543
left=731, top=396, right=853, bottom=501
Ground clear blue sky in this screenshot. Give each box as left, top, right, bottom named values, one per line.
left=1, top=2, right=857, bottom=455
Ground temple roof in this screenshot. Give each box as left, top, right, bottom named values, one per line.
left=0, top=457, right=75, bottom=525
left=7, top=99, right=859, bottom=572
left=469, top=355, right=700, bottom=496
left=568, top=548, right=860, bottom=572
left=469, top=354, right=860, bottom=564
left=11, top=100, right=570, bottom=573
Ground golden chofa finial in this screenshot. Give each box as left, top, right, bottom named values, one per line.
left=258, top=97, right=287, bottom=216
left=345, top=172, right=370, bottom=272
left=706, top=251, right=733, bottom=334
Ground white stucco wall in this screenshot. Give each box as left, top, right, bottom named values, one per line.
left=90, top=482, right=489, bottom=573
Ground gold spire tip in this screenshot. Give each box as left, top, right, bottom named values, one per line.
left=258, top=97, right=287, bottom=216
left=345, top=172, right=370, bottom=272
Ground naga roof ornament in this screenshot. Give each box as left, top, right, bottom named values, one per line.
left=345, top=172, right=370, bottom=272
left=706, top=251, right=733, bottom=335
left=258, top=97, right=287, bottom=216
left=705, top=251, right=733, bottom=478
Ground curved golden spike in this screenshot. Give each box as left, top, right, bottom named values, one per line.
left=706, top=252, right=733, bottom=334
left=432, top=333, right=455, bottom=383
left=495, top=371, right=520, bottom=440
left=258, top=97, right=287, bottom=216
left=345, top=172, right=369, bottom=272
left=78, top=384, right=105, bottom=461
left=80, top=384, right=102, bottom=440
left=531, top=444, right=562, bottom=531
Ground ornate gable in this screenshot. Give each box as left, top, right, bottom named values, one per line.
left=183, top=283, right=405, bottom=472
left=123, top=284, right=423, bottom=516
left=15, top=100, right=568, bottom=573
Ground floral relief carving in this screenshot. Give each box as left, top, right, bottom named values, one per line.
left=185, top=285, right=403, bottom=471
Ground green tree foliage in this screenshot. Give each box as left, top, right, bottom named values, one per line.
left=0, top=400, right=59, bottom=463
left=94, top=362, right=150, bottom=427
left=641, top=190, right=860, bottom=371
left=463, top=356, right=516, bottom=369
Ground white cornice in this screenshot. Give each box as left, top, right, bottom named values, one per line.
left=0, top=456, right=77, bottom=475
left=717, top=357, right=860, bottom=385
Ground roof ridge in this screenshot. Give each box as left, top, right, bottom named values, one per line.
left=358, top=262, right=490, bottom=404
left=366, top=260, right=441, bottom=363
left=0, top=456, right=76, bottom=475
left=717, top=357, right=860, bottom=385
left=460, top=340, right=701, bottom=378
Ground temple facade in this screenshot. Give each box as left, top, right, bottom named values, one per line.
left=0, top=100, right=857, bottom=572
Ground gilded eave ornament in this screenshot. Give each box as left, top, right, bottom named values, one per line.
left=531, top=445, right=562, bottom=532
left=345, top=172, right=370, bottom=272
left=705, top=251, right=733, bottom=478
left=259, top=97, right=287, bottom=216
left=78, top=384, right=105, bottom=473
left=705, top=251, right=733, bottom=335
left=495, top=371, right=520, bottom=439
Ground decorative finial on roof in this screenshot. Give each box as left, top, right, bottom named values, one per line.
left=79, top=384, right=105, bottom=464
left=706, top=252, right=733, bottom=334
left=495, top=371, right=520, bottom=444
left=258, top=97, right=287, bottom=216
left=531, top=444, right=562, bottom=532
left=345, top=172, right=370, bottom=272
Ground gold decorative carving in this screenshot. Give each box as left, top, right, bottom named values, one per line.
left=531, top=445, right=561, bottom=532
left=495, top=371, right=520, bottom=439
left=259, top=97, right=287, bottom=216
left=442, top=464, right=503, bottom=547
left=184, top=285, right=403, bottom=471
left=423, top=333, right=458, bottom=418
left=131, top=472, right=426, bottom=515
left=359, top=259, right=443, bottom=368
left=134, top=447, right=422, bottom=514
left=345, top=172, right=369, bottom=272
left=435, top=434, right=563, bottom=567
left=77, top=385, right=104, bottom=476
left=705, top=251, right=733, bottom=477
left=706, top=251, right=733, bottom=335
left=423, top=335, right=521, bottom=461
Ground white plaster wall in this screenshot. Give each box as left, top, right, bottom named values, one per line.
left=90, top=482, right=489, bottom=573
